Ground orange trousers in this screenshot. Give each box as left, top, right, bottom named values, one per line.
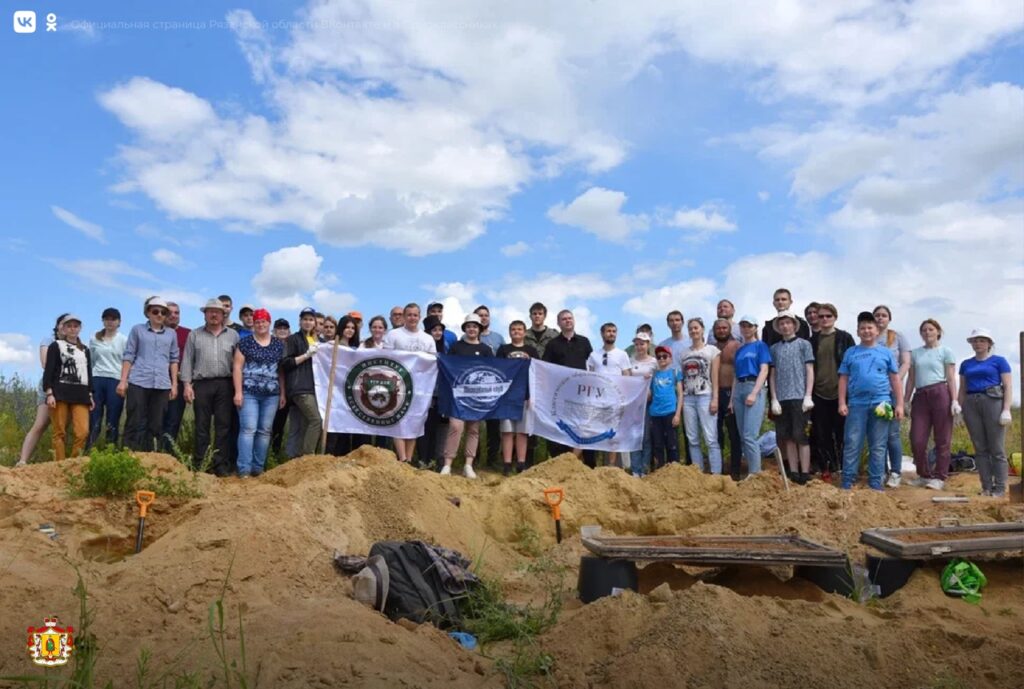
left=52, top=402, right=89, bottom=461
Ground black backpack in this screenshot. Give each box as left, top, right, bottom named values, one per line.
left=368, top=541, right=464, bottom=628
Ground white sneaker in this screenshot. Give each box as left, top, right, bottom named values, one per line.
left=925, top=479, right=945, bottom=490
left=886, top=472, right=901, bottom=488
left=906, top=477, right=927, bottom=488
left=440, top=465, right=451, bottom=476
left=463, top=465, right=477, bottom=479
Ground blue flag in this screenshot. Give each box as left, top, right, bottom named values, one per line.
left=436, top=355, right=529, bottom=421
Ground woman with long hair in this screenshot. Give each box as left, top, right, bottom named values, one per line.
left=360, top=315, right=388, bottom=350
left=43, top=314, right=94, bottom=461
left=16, top=313, right=68, bottom=466
left=904, top=319, right=957, bottom=490
left=88, top=307, right=127, bottom=447
left=958, top=328, right=1013, bottom=497
left=325, top=315, right=363, bottom=456
left=873, top=305, right=911, bottom=487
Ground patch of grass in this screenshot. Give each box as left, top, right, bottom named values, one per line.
left=512, top=523, right=543, bottom=558
left=463, top=555, right=568, bottom=688
left=65, top=446, right=150, bottom=498
left=63, top=446, right=205, bottom=500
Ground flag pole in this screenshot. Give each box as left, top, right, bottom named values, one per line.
left=320, top=339, right=341, bottom=453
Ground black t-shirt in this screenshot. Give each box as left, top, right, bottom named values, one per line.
left=542, top=334, right=592, bottom=370
left=448, top=340, right=494, bottom=357
left=497, top=343, right=539, bottom=359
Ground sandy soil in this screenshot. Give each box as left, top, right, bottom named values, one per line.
left=1, top=449, right=1021, bottom=688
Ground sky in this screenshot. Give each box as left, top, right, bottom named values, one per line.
left=1, top=0, right=1022, bottom=396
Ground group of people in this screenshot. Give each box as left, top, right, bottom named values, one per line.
left=17, top=289, right=1015, bottom=497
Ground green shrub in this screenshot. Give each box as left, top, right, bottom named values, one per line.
left=66, top=447, right=150, bottom=498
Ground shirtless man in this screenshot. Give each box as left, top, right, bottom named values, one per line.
left=712, top=318, right=743, bottom=480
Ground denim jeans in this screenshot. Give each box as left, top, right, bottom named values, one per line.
left=89, top=376, right=124, bottom=446
left=683, top=394, right=722, bottom=473
left=841, top=405, right=889, bottom=490
left=237, top=393, right=279, bottom=476
left=733, top=381, right=765, bottom=474
left=629, top=413, right=652, bottom=476
left=885, top=415, right=903, bottom=475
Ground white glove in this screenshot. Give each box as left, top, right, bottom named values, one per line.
left=802, top=396, right=815, bottom=412
left=999, top=410, right=1012, bottom=426
left=770, top=399, right=783, bottom=416
left=306, top=342, right=320, bottom=355
left=950, top=401, right=962, bottom=416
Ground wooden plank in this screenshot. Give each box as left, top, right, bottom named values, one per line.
left=860, top=522, right=1024, bottom=559
left=581, top=534, right=848, bottom=567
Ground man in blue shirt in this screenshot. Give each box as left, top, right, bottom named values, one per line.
left=838, top=311, right=905, bottom=491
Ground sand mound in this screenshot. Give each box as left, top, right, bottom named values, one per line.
left=1, top=452, right=1022, bottom=688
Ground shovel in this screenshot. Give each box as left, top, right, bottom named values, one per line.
left=542, top=487, right=564, bottom=544
left=134, top=490, right=156, bottom=553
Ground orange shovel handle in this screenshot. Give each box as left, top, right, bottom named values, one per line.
left=543, top=487, right=564, bottom=521
left=136, top=490, right=156, bottom=518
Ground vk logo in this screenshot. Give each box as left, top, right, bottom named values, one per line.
left=13, top=10, right=36, bottom=33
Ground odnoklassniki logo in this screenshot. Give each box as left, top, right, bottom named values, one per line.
left=345, top=357, right=413, bottom=426
left=550, top=371, right=625, bottom=445
left=27, top=616, right=74, bottom=667
left=452, top=364, right=513, bottom=413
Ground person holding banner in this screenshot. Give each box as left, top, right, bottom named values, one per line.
left=650, top=346, right=683, bottom=469
left=440, top=313, right=495, bottom=478
left=382, top=303, right=436, bottom=462
left=360, top=315, right=388, bottom=350
left=629, top=331, right=656, bottom=476
left=497, top=320, right=539, bottom=475
left=280, top=307, right=323, bottom=458
left=325, top=316, right=363, bottom=457
left=417, top=315, right=449, bottom=470
left=542, top=309, right=596, bottom=466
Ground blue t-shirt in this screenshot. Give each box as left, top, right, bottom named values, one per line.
left=734, top=341, right=772, bottom=379
left=238, top=336, right=285, bottom=396
left=959, top=355, right=1011, bottom=394
left=838, top=344, right=897, bottom=407
left=649, top=368, right=681, bottom=417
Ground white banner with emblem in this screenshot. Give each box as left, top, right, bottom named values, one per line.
left=525, top=360, right=648, bottom=452
left=312, top=346, right=438, bottom=437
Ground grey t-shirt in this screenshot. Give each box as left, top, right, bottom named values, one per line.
left=879, top=327, right=910, bottom=376
left=769, top=337, right=814, bottom=401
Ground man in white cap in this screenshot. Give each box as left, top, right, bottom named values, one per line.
left=181, top=299, right=240, bottom=476
left=118, top=297, right=180, bottom=451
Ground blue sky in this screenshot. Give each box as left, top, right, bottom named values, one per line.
left=1, top=1, right=1022, bottom=392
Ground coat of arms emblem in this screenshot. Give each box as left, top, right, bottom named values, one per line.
left=27, top=616, right=74, bottom=666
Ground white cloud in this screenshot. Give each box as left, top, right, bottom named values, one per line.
left=251, top=244, right=325, bottom=309
left=500, top=241, right=531, bottom=257
left=757, top=191, right=770, bottom=202
left=312, top=289, right=358, bottom=317
left=547, top=187, right=648, bottom=243
left=622, top=279, right=720, bottom=323
left=0, top=334, right=34, bottom=366
left=662, top=204, right=737, bottom=233
left=151, top=248, right=192, bottom=270
left=51, top=206, right=106, bottom=243
left=98, top=77, right=215, bottom=141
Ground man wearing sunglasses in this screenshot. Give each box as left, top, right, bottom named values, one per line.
left=587, top=323, right=632, bottom=469
left=118, top=297, right=180, bottom=451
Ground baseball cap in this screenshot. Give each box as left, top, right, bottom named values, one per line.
left=966, top=327, right=994, bottom=343
left=146, top=297, right=169, bottom=310
left=427, top=302, right=444, bottom=311
left=273, top=318, right=290, bottom=330
left=633, top=332, right=652, bottom=342
left=59, top=314, right=82, bottom=327
left=738, top=314, right=758, bottom=326
left=348, top=311, right=363, bottom=320
left=299, top=307, right=317, bottom=318
left=655, top=345, right=672, bottom=357
left=239, top=304, right=255, bottom=315
left=101, top=307, right=121, bottom=320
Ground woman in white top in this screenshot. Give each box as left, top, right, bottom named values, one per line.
left=88, top=307, right=128, bottom=446
left=16, top=313, right=68, bottom=467
left=360, top=316, right=387, bottom=350
left=628, top=331, right=657, bottom=477
left=680, top=318, right=722, bottom=474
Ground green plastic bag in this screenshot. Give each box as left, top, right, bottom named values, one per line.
left=941, top=558, right=987, bottom=604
